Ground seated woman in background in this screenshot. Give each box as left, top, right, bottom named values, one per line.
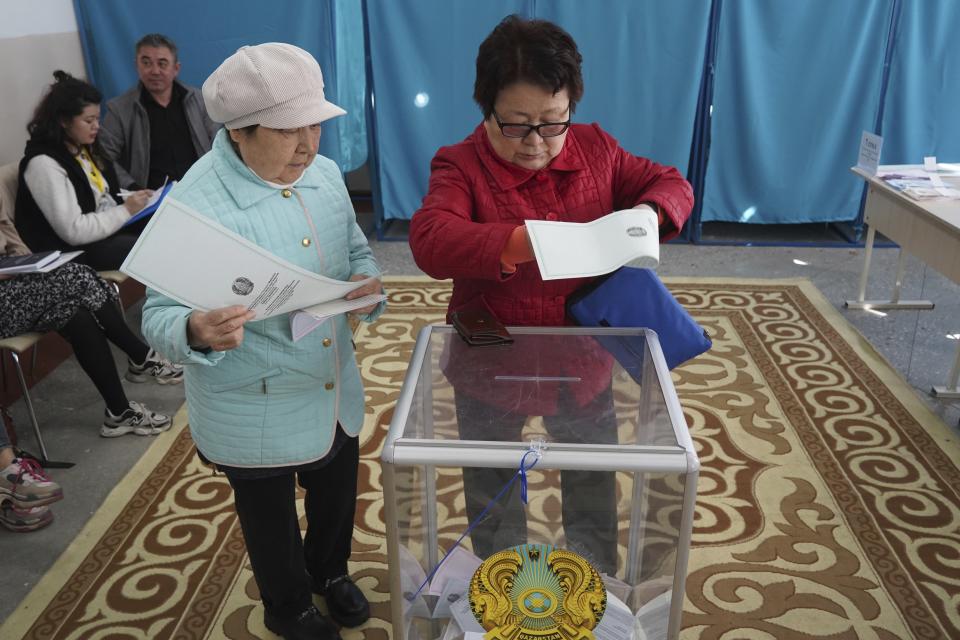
left=1, top=200, right=181, bottom=435
left=15, top=71, right=154, bottom=270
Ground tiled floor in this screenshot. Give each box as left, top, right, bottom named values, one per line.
left=1, top=236, right=958, bottom=624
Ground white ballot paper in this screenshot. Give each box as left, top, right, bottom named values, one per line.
left=431, top=577, right=469, bottom=619
left=633, top=589, right=671, bottom=640
left=398, top=544, right=432, bottom=619
left=289, top=292, right=386, bottom=342
left=427, top=546, right=483, bottom=597
left=595, top=590, right=639, bottom=640
left=121, top=198, right=385, bottom=324
left=449, top=596, right=486, bottom=635
left=440, top=617, right=464, bottom=640
left=526, top=208, right=659, bottom=280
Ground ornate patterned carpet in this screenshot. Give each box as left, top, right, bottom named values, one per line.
left=2, top=277, right=958, bottom=640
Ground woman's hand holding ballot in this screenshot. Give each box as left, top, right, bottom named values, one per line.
left=187, top=305, right=256, bottom=352
left=345, top=274, right=383, bottom=315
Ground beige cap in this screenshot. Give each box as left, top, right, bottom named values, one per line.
left=202, top=42, right=346, bottom=130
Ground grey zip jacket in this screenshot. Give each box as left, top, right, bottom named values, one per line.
left=99, top=81, right=220, bottom=189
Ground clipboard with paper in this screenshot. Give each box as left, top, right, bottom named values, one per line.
left=122, top=179, right=175, bottom=227
left=120, top=198, right=385, bottom=325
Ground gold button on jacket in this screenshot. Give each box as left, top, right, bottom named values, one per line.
left=324, top=382, right=335, bottom=390
left=322, top=338, right=332, bottom=347
left=281, top=189, right=292, bottom=198
left=302, top=237, right=311, bottom=247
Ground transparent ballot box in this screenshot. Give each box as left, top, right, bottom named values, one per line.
left=381, top=326, right=698, bottom=640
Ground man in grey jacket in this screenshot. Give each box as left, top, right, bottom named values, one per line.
left=100, top=34, right=219, bottom=190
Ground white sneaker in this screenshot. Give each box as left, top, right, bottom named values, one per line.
left=101, top=401, right=172, bottom=437
left=126, top=349, right=183, bottom=385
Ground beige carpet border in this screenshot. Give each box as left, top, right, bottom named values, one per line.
left=781, top=277, right=957, bottom=449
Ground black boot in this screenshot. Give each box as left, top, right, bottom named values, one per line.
left=264, top=605, right=341, bottom=640
left=312, top=575, right=370, bottom=627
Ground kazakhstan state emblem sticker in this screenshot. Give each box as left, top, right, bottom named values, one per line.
left=468, top=543, right=607, bottom=640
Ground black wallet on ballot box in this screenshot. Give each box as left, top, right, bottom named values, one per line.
left=451, top=308, right=514, bottom=346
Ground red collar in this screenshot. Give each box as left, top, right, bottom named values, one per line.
left=471, top=123, right=586, bottom=190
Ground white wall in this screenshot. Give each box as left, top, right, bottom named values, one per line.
left=0, top=0, right=85, bottom=165
left=0, top=0, right=79, bottom=38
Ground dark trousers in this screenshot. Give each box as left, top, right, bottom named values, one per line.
left=57, top=305, right=150, bottom=415
left=77, top=219, right=148, bottom=270
left=455, top=385, right=619, bottom=575
left=226, top=435, right=360, bottom=620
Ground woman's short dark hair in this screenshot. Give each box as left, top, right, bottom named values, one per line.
left=27, top=70, right=103, bottom=151
left=474, top=15, right=584, bottom=119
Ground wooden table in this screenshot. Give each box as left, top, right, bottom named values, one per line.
left=846, top=164, right=960, bottom=398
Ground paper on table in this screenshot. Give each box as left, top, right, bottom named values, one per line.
left=877, top=166, right=960, bottom=178
left=937, top=163, right=960, bottom=174
left=903, top=186, right=960, bottom=200
left=526, top=208, right=659, bottom=281
left=121, top=197, right=376, bottom=319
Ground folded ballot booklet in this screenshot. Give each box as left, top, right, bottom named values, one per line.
left=121, top=197, right=385, bottom=341
left=289, top=292, right=388, bottom=341
left=526, top=208, right=660, bottom=280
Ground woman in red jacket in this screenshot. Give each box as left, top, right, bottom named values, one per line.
left=409, top=15, right=694, bottom=572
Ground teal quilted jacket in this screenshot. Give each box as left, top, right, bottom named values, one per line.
left=141, top=130, right=384, bottom=467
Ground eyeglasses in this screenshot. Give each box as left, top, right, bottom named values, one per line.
left=493, top=110, right=571, bottom=139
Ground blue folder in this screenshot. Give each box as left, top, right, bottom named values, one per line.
left=124, top=181, right=174, bottom=227
left=567, top=267, right=712, bottom=380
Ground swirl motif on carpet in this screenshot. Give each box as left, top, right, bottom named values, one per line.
left=2, top=277, right=958, bottom=640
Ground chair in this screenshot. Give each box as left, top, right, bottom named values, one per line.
left=0, top=332, right=52, bottom=461
left=98, top=270, right=129, bottom=305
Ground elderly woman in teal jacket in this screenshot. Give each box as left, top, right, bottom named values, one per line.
left=141, top=43, right=382, bottom=640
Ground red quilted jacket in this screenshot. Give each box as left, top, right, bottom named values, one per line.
left=410, top=122, right=694, bottom=326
